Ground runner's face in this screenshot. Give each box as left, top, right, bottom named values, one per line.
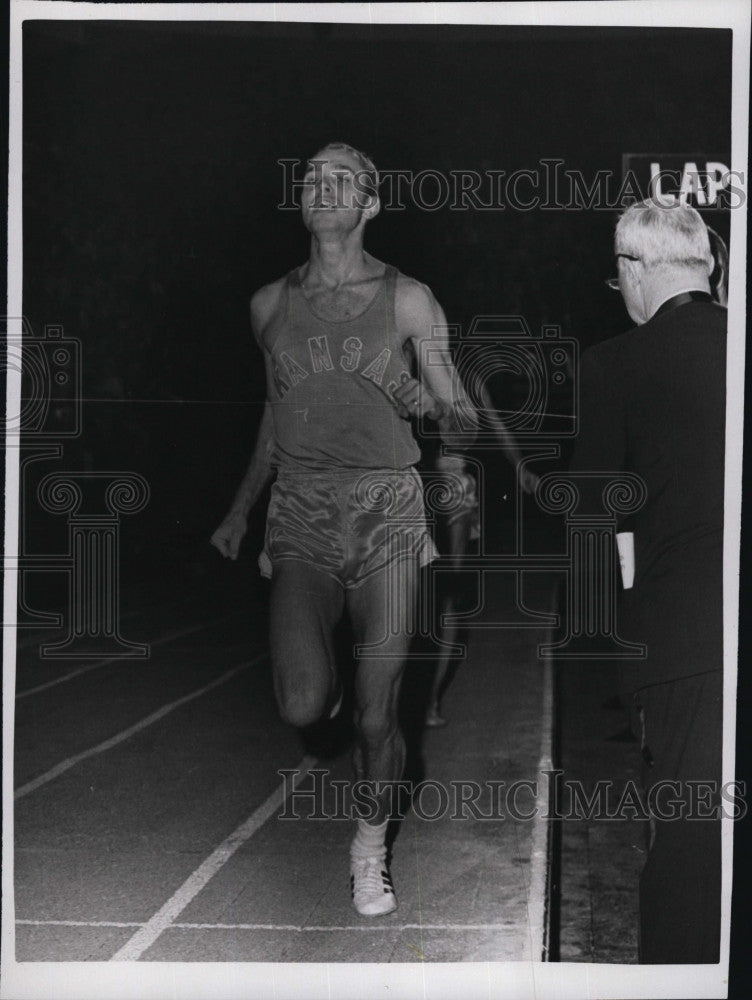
left=301, top=148, right=372, bottom=234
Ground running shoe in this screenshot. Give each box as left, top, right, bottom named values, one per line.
left=328, top=681, right=344, bottom=719
left=350, top=855, right=397, bottom=916
left=425, top=705, right=447, bottom=728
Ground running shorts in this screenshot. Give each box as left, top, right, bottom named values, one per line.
left=443, top=470, right=480, bottom=538
left=259, top=466, right=438, bottom=589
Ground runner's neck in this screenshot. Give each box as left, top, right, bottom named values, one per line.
left=305, top=238, right=373, bottom=289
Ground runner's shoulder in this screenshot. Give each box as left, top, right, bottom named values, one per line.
left=394, top=271, right=443, bottom=329
left=250, top=275, right=292, bottom=344
left=250, top=276, right=287, bottom=325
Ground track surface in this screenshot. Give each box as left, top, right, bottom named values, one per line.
left=11, top=567, right=556, bottom=964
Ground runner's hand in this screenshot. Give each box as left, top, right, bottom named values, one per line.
left=392, top=377, right=442, bottom=420
left=519, top=469, right=541, bottom=495
left=210, top=512, right=247, bottom=560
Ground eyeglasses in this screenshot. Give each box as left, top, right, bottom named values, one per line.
left=605, top=253, right=640, bottom=291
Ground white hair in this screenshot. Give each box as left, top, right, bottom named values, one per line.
left=615, top=200, right=713, bottom=273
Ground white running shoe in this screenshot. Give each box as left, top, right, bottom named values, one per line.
left=328, top=683, right=343, bottom=720
left=350, top=856, right=397, bottom=916
left=425, top=705, right=447, bottom=728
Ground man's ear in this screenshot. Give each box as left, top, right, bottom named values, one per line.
left=625, top=258, right=642, bottom=287
left=363, top=194, right=381, bottom=220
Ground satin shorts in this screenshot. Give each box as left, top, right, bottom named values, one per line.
left=259, top=466, right=438, bottom=589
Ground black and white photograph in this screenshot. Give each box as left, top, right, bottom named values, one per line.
left=2, top=2, right=750, bottom=998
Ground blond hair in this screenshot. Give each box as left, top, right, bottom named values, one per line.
left=311, top=142, right=380, bottom=201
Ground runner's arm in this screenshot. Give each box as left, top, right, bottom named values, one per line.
left=477, top=383, right=539, bottom=494
left=209, top=401, right=275, bottom=560
left=393, top=278, right=478, bottom=443
left=210, top=289, right=279, bottom=560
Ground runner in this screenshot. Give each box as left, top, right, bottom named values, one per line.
left=211, top=142, right=476, bottom=916
left=425, top=386, right=539, bottom=728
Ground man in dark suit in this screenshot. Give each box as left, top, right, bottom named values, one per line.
left=570, top=200, right=726, bottom=963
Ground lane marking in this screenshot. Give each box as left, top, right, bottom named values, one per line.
left=17, top=919, right=514, bottom=933
left=527, top=645, right=555, bottom=961
left=175, top=922, right=515, bottom=933
left=493, top=615, right=555, bottom=964
left=110, top=756, right=317, bottom=961
left=17, top=920, right=142, bottom=928
left=14, top=656, right=265, bottom=800
left=15, top=613, right=245, bottom=700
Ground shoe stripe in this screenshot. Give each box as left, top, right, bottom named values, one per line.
left=351, top=873, right=393, bottom=888
left=350, top=860, right=396, bottom=912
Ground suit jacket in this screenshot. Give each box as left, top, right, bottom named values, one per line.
left=569, top=299, right=727, bottom=691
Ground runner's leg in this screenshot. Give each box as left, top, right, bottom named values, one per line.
left=428, top=516, right=471, bottom=724
left=347, top=554, right=419, bottom=816
left=345, top=554, right=419, bottom=914
left=269, top=560, right=345, bottom=727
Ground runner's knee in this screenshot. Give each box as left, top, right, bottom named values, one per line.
left=277, top=688, right=326, bottom=728
left=356, top=704, right=399, bottom=747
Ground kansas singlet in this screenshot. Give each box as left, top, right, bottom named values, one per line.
left=263, top=264, right=420, bottom=471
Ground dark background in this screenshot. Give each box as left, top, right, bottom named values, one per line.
left=20, top=20, right=733, bottom=573
left=11, top=15, right=750, bottom=991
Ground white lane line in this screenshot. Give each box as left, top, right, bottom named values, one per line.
left=110, top=757, right=318, bottom=961
left=15, top=613, right=244, bottom=700
left=17, top=920, right=142, bottom=928
left=174, top=922, right=514, bottom=933
left=527, top=648, right=555, bottom=962
left=14, top=657, right=264, bottom=800
left=17, top=919, right=513, bottom=933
